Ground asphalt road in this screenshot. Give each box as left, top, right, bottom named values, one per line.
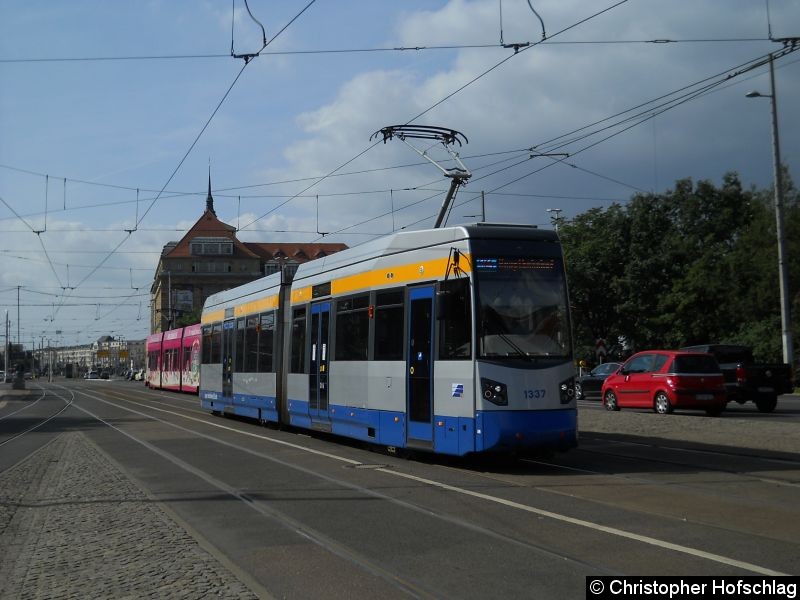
left=2, top=379, right=799, bottom=599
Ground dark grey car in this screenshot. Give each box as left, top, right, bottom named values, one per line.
left=576, top=362, right=621, bottom=400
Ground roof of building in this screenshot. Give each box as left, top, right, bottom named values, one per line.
left=158, top=175, right=347, bottom=263
left=244, top=242, right=348, bottom=262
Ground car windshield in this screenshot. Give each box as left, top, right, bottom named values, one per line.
left=473, top=245, right=571, bottom=360
left=593, top=363, right=618, bottom=376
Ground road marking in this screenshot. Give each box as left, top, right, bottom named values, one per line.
left=70, top=387, right=789, bottom=576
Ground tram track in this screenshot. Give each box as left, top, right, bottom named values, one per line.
left=53, top=382, right=793, bottom=577
left=59, top=384, right=619, bottom=580
left=420, top=448, right=800, bottom=553
left=0, top=388, right=46, bottom=421
left=569, top=439, right=800, bottom=489
left=0, top=386, right=73, bottom=450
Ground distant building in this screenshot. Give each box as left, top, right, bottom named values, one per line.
left=52, top=336, right=145, bottom=372
left=149, top=175, right=346, bottom=333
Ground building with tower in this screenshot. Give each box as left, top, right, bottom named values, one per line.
left=149, top=175, right=346, bottom=333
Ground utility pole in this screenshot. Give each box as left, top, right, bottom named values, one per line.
left=4, top=310, right=8, bottom=379
left=746, top=50, right=794, bottom=366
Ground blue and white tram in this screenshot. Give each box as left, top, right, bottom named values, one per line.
left=200, top=224, right=577, bottom=456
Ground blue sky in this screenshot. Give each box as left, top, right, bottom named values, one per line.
left=1, top=0, right=798, bottom=347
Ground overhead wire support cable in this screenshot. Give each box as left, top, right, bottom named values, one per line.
left=292, top=0, right=633, bottom=239
left=231, top=0, right=268, bottom=63
left=32, top=174, right=48, bottom=234
left=329, top=45, right=797, bottom=241
left=0, top=37, right=774, bottom=64
left=74, top=0, right=318, bottom=292
left=406, top=0, right=629, bottom=125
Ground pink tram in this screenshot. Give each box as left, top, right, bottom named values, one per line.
left=145, top=324, right=201, bottom=393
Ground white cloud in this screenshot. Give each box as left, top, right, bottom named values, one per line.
left=1, top=0, right=798, bottom=343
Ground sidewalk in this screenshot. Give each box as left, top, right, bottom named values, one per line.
left=0, top=431, right=259, bottom=599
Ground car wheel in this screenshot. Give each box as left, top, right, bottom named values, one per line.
left=654, top=391, right=673, bottom=414
left=755, top=396, right=778, bottom=413
left=604, top=390, right=619, bottom=411
left=575, top=383, right=583, bottom=401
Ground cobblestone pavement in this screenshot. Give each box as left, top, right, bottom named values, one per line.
left=0, top=432, right=260, bottom=600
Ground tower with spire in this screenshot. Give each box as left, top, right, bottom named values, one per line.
left=149, top=172, right=347, bottom=333
left=206, top=168, right=216, bottom=215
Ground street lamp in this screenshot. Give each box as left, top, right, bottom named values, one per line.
left=746, top=52, right=793, bottom=366
left=546, top=208, right=563, bottom=231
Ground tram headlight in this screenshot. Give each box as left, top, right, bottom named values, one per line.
left=481, top=378, right=507, bottom=406
left=560, top=377, right=576, bottom=404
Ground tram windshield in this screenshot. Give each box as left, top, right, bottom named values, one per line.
left=473, top=241, right=571, bottom=360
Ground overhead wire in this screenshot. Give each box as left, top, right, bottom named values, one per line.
left=239, top=0, right=632, bottom=233
left=313, top=45, right=797, bottom=238
left=68, top=0, right=318, bottom=294
left=0, top=38, right=773, bottom=64
left=4, top=2, right=782, bottom=337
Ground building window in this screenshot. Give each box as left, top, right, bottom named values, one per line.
left=191, top=238, right=234, bottom=256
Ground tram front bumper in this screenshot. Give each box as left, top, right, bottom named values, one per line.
left=475, top=409, right=577, bottom=453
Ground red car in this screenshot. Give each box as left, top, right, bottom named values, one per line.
left=601, top=350, right=727, bottom=416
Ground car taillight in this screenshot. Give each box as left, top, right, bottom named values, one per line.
left=736, top=366, right=746, bottom=385
left=666, top=377, right=676, bottom=389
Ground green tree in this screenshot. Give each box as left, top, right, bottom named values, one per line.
left=560, top=171, right=799, bottom=366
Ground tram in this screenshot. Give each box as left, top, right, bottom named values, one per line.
left=145, top=324, right=202, bottom=393
left=199, top=224, right=577, bottom=456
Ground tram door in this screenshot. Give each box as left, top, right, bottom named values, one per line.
left=222, top=319, right=235, bottom=400
left=407, top=286, right=434, bottom=444
left=309, top=302, right=331, bottom=422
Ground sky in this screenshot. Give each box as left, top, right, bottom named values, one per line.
left=1, top=0, right=798, bottom=349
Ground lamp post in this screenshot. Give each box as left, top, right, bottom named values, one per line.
left=746, top=53, right=793, bottom=366
left=546, top=208, right=563, bottom=231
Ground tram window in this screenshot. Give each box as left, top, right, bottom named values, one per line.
left=335, top=294, right=369, bottom=360
left=374, top=289, right=404, bottom=360
left=210, top=324, right=222, bottom=364
left=259, top=312, right=275, bottom=372
left=245, top=316, right=259, bottom=372
left=202, top=326, right=212, bottom=364
left=438, top=278, right=472, bottom=360
left=235, top=318, right=246, bottom=372
left=290, top=307, right=306, bottom=373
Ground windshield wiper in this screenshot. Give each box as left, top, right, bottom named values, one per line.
left=495, top=332, right=533, bottom=361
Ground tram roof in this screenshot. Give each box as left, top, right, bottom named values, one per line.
left=294, top=223, right=556, bottom=277
left=202, top=224, right=557, bottom=314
